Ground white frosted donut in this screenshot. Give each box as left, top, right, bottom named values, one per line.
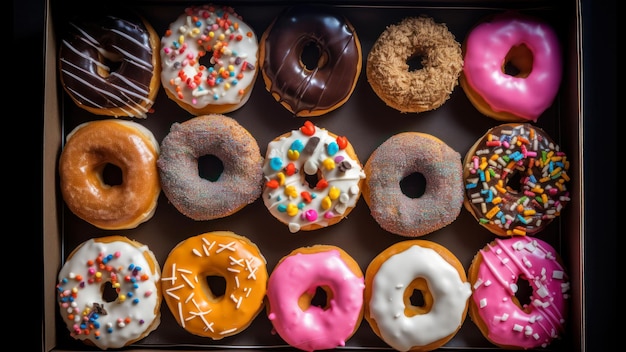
left=160, top=4, right=258, bottom=115
left=364, top=240, right=471, bottom=351
left=56, top=236, right=162, bottom=349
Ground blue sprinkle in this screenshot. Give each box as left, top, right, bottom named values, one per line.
left=290, top=139, right=304, bottom=152
left=277, top=204, right=287, bottom=212
left=270, top=157, right=283, bottom=171
left=327, top=141, right=339, bottom=156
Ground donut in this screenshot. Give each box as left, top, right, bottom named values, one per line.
left=58, top=11, right=161, bottom=118
left=468, top=236, right=570, bottom=349
left=462, top=123, right=571, bottom=237
left=161, top=231, right=268, bottom=339
left=157, top=114, right=264, bottom=221
left=262, top=120, right=366, bottom=232
left=363, top=132, right=464, bottom=237
left=266, top=245, right=365, bottom=351
left=259, top=4, right=362, bottom=117
left=364, top=240, right=471, bottom=352
left=56, top=236, right=162, bottom=349
left=460, top=11, right=563, bottom=122
left=366, top=16, right=463, bottom=113
left=59, top=119, right=161, bottom=230
left=160, top=4, right=259, bottom=115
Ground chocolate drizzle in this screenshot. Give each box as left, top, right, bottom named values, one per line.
left=262, top=5, right=361, bottom=116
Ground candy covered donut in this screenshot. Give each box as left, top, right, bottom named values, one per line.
left=460, top=11, right=563, bottom=122
left=262, top=121, right=365, bottom=232
left=161, top=231, right=268, bottom=339
left=157, top=114, right=264, bottom=221
left=364, top=240, right=471, bottom=351
left=58, top=11, right=161, bottom=118
left=363, top=132, right=464, bottom=237
left=56, top=236, right=162, bottom=349
left=367, top=16, right=463, bottom=113
left=266, top=245, right=365, bottom=351
left=59, top=120, right=161, bottom=230
left=463, top=123, right=571, bottom=237
left=259, top=4, right=362, bottom=117
left=160, top=4, right=259, bottom=115
left=468, top=237, right=570, bottom=349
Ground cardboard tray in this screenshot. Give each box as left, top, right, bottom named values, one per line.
left=43, top=0, right=584, bottom=350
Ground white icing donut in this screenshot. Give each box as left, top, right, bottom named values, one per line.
left=160, top=4, right=258, bottom=115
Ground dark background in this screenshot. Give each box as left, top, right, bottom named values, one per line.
left=17, top=0, right=614, bottom=350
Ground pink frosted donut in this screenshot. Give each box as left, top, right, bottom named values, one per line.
left=468, top=237, right=570, bottom=349
left=460, top=11, right=562, bottom=122
left=266, top=245, right=365, bottom=351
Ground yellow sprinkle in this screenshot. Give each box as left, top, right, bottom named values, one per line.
left=224, top=83, right=231, bottom=90
left=486, top=206, right=500, bottom=219
left=276, top=172, right=285, bottom=186
left=495, top=184, right=507, bottom=194
left=490, top=154, right=499, bottom=160
left=286, top=203, right=298, bottom=216
left=178, top=35, right=185, bottom=44
left=512, top=228, right=526, bottom=236
left=321, top=197, right=332, bottom=210
left=119, top=294, right=126, bottom=302
left=541, top=193, right=548, bottom=204
left=523, top=209, right=536, bottom=216
left=550, top=167, right=562, bottom=176
left=328, top=186, right=340, bottom=200
left=228, top=65, right=235, bottom=72
left=531, top=186, right=544, bottom=194
left=95, top=272, right=102, bottom=279
left=539, top=176, right=551, bottom=183
left=284, top=185, right=297, bottom=198
left=492, top=197, right=502, bottom=204
left=287, top=149, right=300, bottom=160
left=218, top=33, right=225, bottom=41
left=209, top=31, right=215, bottom=38
left=323, top=158, right=335, bottom=170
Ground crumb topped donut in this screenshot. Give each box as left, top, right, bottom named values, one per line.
left=363, top=132, right=464, bottom=237
left=59, top=120, right=161, bottom=230
left=266, top=245, right=365, bottom=351
left=364, top=240, right=471, bottom=351
left=259, top=4, right=362, bottom=117
left=157, top=114, right=264, bottom=221
left=460, top=11, right=563, bottom=122
left=468, top=236, right=570, bottom=349
left=463, top=123, right=571, bottom=237
left=161, top=231, right=268, bottom=339
left=160, top=4, right=259, bottom=115
left=262, top=121, right=365, bottom=232
left=58, top=11, right=161, bottom=118
left=367, top=16, right=463, bottom=113
left=56, top=236, right=162, bottom=349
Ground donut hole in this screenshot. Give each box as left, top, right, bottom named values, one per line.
left=100, top=163, right=123, bottom=186
left=406, top=52, right=425, bottom=72
left=505, top=170, right=523, bottom=193
left=403, top=277, right=434, bottom=316
left=300, top=41, right=328, bottom=71
left=204, top=275, right=227, bottom=300
left=399, top=172, right=427, bottom=199
left=304, top=171, right=321, bottom=189
left=96, top=53, right=123, bottom=78
left=299, top=285, right=334, bottom=311
left=101, top=281, right=119, bottom=303
left=503, top=44, right=533, bottom=78
left=198, top=154, right=224, bottom=182
left=513, top=276, right=533, bottom=310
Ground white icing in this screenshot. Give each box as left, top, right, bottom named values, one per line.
left=369, top=245, right=471, bottom=351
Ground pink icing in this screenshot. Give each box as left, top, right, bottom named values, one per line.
left=471, top=237, right=570, bottom=349
left=463, top=12, right=562, bottom=121
left=266, top=249, right=365, bottom=351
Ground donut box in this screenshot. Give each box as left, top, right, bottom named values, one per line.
left=43, top=0, right=583, bottom=350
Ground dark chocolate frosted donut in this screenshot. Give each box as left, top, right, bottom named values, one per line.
left=259, top=5, right=362, bottom=117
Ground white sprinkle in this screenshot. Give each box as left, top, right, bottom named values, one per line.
left=480, top=298, right=487, bottom=308
left=217, top=241, right=236, bottom=253
left=181, top=273, right=195, bottom=289
left=177, top=302, right=185, bottom=328
left=220, top=328, right=237, bottom=335
left=553, top=270, right=564, bottom=279
left=192, top=248, right=203, bottom=257
left=513, top=324, right=523, bottom=332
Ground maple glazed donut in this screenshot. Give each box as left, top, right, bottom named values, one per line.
left=259, top=4, right=362, bottom=117
left=364, top=240, right=471, bottom=352
left=58, top=11, right=161, bottom=118
left=59, top=120, right=161, bottom=230
left=157, top=114, right=264, bottom=221
left=463, top=123, right=571, bottom=237
left=262, top=120, right=365, bottom=233
left=161, top=231, right=268, bottom=339
left=266, top=245, right=365, bottom=351
left=160, top=4, right=259, bottom=115
left=363, top=132, right=464, bottom=237
left=56, top=236, right=162, bottom=350
left=468, top=236, right=570, bottom=349
left=460, top=11, right=563, bottom=122
left=366, top=16, right=463, bottom=113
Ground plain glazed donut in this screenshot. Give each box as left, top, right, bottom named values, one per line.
left=58, top=12, right=161, bottom=118
left=259, top=4, right=362, bottom=117
left=462, top=123, right=571, bottom=237
left=160, top=4, right=259, bottom=115
left=363, top=132, right=464, bottom=237
left=468, top=237, right=570, bottom=349
left=364, top=240, right=471, bottom=352
left=266, top=245, right=365, bottom=351
left=157, top=114, right=264, bottom=221
left=460, top=11, right=563, bottom=122
left=366, top=16, right=463, bottom=113
left=59, top=120, right=161, bottom=230
left=161, top=231, right=268, bottom=339
left=56, top=236, right=162, bottom=349
left=262, top=120, right=365, bottom=232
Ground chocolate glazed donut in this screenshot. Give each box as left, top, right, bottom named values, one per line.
left=59, top=12, right=160, bottom=118
left=259, top=5, right=362, bottom=117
